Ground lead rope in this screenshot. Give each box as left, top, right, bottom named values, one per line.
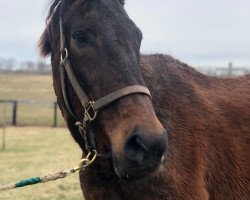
left=0, top=151, right=97, bottom=192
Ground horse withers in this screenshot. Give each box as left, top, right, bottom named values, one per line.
left=39, top=0, right=250, bottom=199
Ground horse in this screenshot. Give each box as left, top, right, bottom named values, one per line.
left=39, top=0, right=250, bottom=199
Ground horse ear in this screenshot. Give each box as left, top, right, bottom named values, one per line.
left=38, top=28, right=51, bottom=58
left=119, top=0, right=125, bottom=6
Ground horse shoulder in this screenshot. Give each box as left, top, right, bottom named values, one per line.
left=140, top=54, right=250, bottom=199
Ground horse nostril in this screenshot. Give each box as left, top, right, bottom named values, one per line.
left=124, top=129, right=167, bottom=166
left=135, top=137, right=148, bottom=152
left=124, top=134, right=148, bottom=164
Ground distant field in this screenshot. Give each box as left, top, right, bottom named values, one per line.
left=0, top=127, right=83, bottom=200
left=0, top=74, right=65, bottom=126
left=0, top=74, right=55, bottom=101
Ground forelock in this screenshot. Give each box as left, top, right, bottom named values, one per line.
left=38, top=0, right=63, bottom=57
left=38, top=0, right=125, bottom=57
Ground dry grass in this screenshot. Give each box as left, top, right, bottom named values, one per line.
left=0, top=74, right=84, bottom=199
left=0, top=73, right=65, bottom=126
left=0, top=74, right=55, bottom=101
left=0, top=127, right=83, bottom=200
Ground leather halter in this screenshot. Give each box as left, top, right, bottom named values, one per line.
left=58, top=9, right=151, bottom=157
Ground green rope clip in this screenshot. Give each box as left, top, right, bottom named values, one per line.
left=15, top=177, right=41, bottom=188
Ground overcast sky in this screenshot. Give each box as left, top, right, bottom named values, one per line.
left=0, top=0, right=249, bottom=67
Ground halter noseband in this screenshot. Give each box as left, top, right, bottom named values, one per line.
left=58, top=8, right=151, bottom=158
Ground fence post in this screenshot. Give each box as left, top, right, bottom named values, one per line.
left=12, top=101, right=18, bottom=126
left=1, top=102, right=7, bottom=150
left=53, top=102, right=58, bottom=127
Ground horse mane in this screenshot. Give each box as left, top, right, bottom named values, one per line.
left=38, top=0, right=62, bottom=57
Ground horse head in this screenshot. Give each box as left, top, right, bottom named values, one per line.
left=39, top=0, right=167, bottom=180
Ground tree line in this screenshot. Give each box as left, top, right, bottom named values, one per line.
left=0, top=57, right=51, bottom=74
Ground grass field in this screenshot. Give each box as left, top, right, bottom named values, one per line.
left=0, top=127, right=83, bottom=200
left=0, top=74, right=55, bottom=101
left=0, top=74, right=85, bottom=199
left=0, top=73, right=65, bottom=126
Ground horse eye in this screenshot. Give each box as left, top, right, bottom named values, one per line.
left=73, top=31, right=89, bottom=44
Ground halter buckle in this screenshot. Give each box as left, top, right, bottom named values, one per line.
left=85, top=101, right=98, bottom=122
left=60, top=48, right=68, bottom=61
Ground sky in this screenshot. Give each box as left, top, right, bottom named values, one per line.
left=0, top=0, right=249, bottom=67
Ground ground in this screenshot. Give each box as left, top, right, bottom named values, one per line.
left=0, top=127, right=83, bottom=200
left=0, top=74, right=55, bottom=101
left=0, top=73, right=64, bottom=126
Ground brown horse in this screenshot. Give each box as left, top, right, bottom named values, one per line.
left=39, top=0, right=250, bottom=199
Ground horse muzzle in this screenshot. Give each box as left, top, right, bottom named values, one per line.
left=113, top=129, right=168, bottom=180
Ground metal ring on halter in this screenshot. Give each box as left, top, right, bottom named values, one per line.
left=85, top=101, right=98, bottom=122
left=73, top=150, right=97, bottom=172
left=61, top=48, right=68, bottom=61
left=86, top=150, right=97, bottom=166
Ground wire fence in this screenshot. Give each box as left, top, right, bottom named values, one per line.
left=0, top=100, right=65, bottom=127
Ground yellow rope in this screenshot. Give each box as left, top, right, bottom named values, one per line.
left=40, top=171, right=68, bottom=183
left=0, top=184, right=16, bottom=191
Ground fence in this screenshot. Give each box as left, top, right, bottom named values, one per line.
left=195, top=63, right=250, bottom=77
left=0, top=100, right=65, bottom=127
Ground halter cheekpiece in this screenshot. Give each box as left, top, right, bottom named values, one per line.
left=58, top=1, right=151, bottom=158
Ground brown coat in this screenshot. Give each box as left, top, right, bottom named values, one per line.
left=39, top=0, right=249, bottom=198
left=80, top=54, right=250, bottom=200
